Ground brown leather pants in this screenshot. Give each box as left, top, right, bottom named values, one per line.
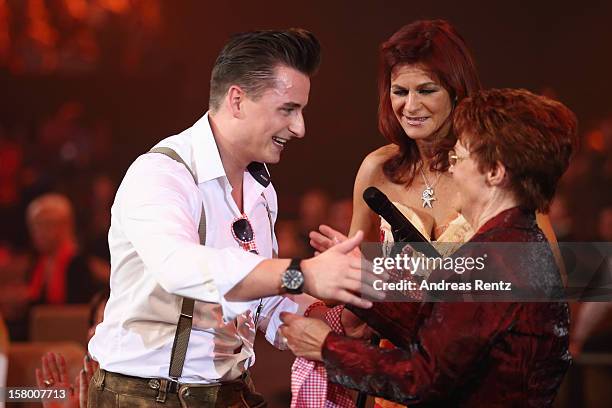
left=88, top=369, right=266, bottom=408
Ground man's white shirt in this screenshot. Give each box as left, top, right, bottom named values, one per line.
left=89, top=112, right=310, bottom=383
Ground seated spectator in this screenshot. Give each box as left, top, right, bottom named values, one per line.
left=26, top=193, right=102, bottom=305
left=0, top=193, right=106, bottom=341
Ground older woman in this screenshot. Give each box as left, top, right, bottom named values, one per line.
left=281, top=88, right=577, bottom=407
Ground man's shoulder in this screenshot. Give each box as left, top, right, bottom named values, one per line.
left=150, top=132, right=194, bottom=160
left=128, top=130, right=195, bottom=174
left=119, top=145, right=200, bottom=202
left=128, top=148, right=189, bottom=179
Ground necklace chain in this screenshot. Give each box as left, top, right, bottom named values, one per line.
left=419, top=165, right=442, bottom=208
left=419, top=165, right=442, bottom=189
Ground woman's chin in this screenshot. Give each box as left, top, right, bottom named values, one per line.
left=400, top=125, right=434, bottom=141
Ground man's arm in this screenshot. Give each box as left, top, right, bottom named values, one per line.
left=119, top=155, right=378, bottom=321
left=225, top=234, right=377, bottom=309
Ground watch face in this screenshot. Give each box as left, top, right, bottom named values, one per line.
left=282, top=269, right=304, bottom=290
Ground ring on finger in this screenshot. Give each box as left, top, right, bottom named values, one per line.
left=43, top=379, right=55, bottom=387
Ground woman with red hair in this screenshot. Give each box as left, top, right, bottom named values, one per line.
left=353, top=19, right=480, bottom=244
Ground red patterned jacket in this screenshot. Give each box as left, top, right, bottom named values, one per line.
left=322, top=207, right=570, bottom=407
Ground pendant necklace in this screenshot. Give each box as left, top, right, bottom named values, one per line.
left=419, top=166, right=442, bottom=208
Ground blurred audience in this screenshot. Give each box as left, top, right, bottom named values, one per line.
left=571, top=302, right=612, bottom=357
left=549, top=194, right=576, bottom=241
left=569, top=206, right=612, bottom=355
left=598, top=206, right=612, bottom=242
left=276, top=220, right=308, bottom=258
left=0, top=314, right=8, bottom=408
left=0, top=125, right=25, bottom=245
left=0, top=0, right=163, bottom=75
left=296, top=188, right=331, bottom=255
left=34, top=288, right=108, bottom=408
left=327, top=198, right=352, bottom=236
left=26, top=193, right=101, bottom=305
left=1, top=193, right=105, bottom=341
left=0, top=30, right=611, bottom=403
left=83, top=173, right=115, bottom=263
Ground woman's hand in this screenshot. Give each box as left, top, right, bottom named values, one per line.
left=279, top=312, right=332, bottom=362
left=310, top=225, right=362, bottom=258
left=35, top=352, right=99, bottom=408
left=35, top=352, right=79, bottom=408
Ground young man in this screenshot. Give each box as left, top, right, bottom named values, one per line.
left=85, top=29, right=376, bottom=407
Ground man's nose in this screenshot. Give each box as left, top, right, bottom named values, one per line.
left=289, top=112, right=305, bottom=138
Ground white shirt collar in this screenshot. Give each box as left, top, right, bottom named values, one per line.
left=190, top=112, right=226, bottom=185
left=190, top=112, right=271, bottom=188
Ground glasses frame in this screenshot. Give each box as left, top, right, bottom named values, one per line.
left=448, top=149, right=469, bottom=167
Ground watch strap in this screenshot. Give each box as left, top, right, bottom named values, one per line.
left=289, top=258, right=302, bottom=270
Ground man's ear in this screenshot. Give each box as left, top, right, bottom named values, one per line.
left=486, top=161, right=507, bottom=187
left=226, top=85, right=246, bottom=118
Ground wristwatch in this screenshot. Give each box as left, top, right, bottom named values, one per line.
left=281, top=258, right=305, bottom=294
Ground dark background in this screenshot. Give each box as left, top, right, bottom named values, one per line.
left=2, top=0, right=611, bottom=201
left=1, top=2, right=612, bottom=406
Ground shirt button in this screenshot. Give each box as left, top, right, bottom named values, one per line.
left=148, top=379, right=160, bottom=389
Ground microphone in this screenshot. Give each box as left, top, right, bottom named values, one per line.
left=355, top=187, right=441, bottom=408
left=362, top=186, right=441, bottom=258
left=355, top=186, right=442, bottom=408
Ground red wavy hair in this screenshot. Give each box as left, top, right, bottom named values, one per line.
left=378, top=20, right=481, bottom=185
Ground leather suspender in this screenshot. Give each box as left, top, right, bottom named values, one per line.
left=149, top=147, right=202, bottom=379
left=148, top=146, right=274, bottom=380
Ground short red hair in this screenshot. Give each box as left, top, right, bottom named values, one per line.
left=453, top=88, right=579, bottom=212
left=378, top=20, right=481, bottom=185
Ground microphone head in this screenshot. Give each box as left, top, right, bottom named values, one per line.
left=363, top=186, right=390, bottom=213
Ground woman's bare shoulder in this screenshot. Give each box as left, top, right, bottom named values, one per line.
left=364, top=144, right=398, bottom=164
left=357, top=144, right=398, bottom=182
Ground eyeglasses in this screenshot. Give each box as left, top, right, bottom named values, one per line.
left=231, top=216, right=259, bottom=254
left=448, top=149, right=469, bottom=167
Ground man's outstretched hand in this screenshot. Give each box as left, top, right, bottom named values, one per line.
left=302, top=230, right=383, bottom=309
